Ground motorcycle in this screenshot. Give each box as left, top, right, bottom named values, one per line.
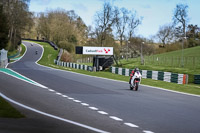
left=129, top=71, right=141, bottom=91
left=35, top=50, right=38, bottom=55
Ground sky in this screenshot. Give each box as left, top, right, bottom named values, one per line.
left=29, top=0, right=200, bottom=39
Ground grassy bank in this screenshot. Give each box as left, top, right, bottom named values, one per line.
left=27, top=40, right=200, bottom=95
left=0, top=97, right=24, bottom=118
left=8, top=44, right=26, bottom=63
left=116, top=46, right=200, bottom=83
left=8, top=44, right=26, bottom=57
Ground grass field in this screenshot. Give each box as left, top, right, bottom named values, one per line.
left=117, top=46, right=200, bottom=83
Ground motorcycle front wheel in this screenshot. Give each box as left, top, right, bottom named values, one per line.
left=130, top=84, right=133, bottom=90
left=134, top=82, right=139, bottom=91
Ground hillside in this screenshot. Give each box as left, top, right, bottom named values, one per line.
left=117, top=46, right=200, bottom=83
left=154, top=46, right=200, bottom=58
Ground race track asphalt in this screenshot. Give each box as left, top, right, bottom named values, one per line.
left=0, top=41, right=200, bottom=133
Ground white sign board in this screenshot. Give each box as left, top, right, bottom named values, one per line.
left=83, top=46, right=113, bottom=55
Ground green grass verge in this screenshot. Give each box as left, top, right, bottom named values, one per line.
left=20, top=44, right=26, bottom=57
left=8, top=44, right=26, bottom=57
left=26, top=40, right=200, bottom=95
left=8, top=44, right=26, bottom=63
left=0, top=95, right=24, bottom=118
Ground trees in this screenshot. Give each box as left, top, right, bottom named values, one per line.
left=36, top=9, right=87, bottom=52
left=127, top=11, right=142, bottom=40
left=173, top=4, right=189, bottom=38
left=114, top=7, right=129, bottom=47
left=0, top=0, right=33, bottom=50
left=156, top=24, right=175, bottom=46
left=94, top=2, right=115, bottom=46
left=186, top=24, right=200, bottom=47
left=0, top=5, right=9, bottom=49
left=92, top=2, right=142, bottom=58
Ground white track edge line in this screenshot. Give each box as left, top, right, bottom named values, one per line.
left=0, top=92, right=110, bottom=133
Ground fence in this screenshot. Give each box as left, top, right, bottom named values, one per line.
left=110, top=66, right=188, bottom=84
left=77, top=56, right=93, bottom=64
left=54, top=60, right=93, bottom=71
left=54, top=60, right=189, bottom=85
left=131, top=56, right=200, bottom=69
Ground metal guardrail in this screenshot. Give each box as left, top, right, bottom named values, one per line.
left=56, top=48, right=63, bottom=61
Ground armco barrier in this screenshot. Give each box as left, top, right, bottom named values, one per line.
left=110, top=66, right=188, bottom=84
left=54, top=60, right=93, bottom=72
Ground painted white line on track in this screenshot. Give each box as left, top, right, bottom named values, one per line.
left=124, top=123, right=139, bottom=128
left=48, top=89, right=55, bottom=92
left=62, top=95, right=68, bottom=98
left=0, top=92, right=110, bottom=133
left=56, top=92, right=62, bottom=95
left=109, top=116, right=123, bottom=121
left=143, top=130, right=154, bottom=133
left=81, top=103, right=89, bottom=106
left=98, top=111, right=108, bottom=115
left=142, top=84, right=200, bottom=98
left=68, top=97, right=74, bottom=100
left=73, top=100, right=81, bottom=103
left=89, top=107, right=99, bottom=111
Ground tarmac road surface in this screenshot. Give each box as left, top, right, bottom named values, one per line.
left=0, top=41, right=200, bottom=133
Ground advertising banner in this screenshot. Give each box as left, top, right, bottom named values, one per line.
left=83, top=46, right=113, bottom=55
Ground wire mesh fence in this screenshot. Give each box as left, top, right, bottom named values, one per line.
left=132, top=56, right=200, bottom=69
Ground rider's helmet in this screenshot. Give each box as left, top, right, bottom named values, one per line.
left=135, top=67, right=139, bottom=72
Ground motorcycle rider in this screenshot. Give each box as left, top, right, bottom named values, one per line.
left=129, top=67, right=140, bottom=87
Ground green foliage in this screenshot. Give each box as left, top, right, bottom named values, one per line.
left=188, top=38, right=200, bottom=47
left=58, top=41, right=75, bottom=53
left=1, top=0, right=33, bottom=51
left=0, top=5, right=9, bottom=49
left=36, top=9, right=87, bottom=50
left=0, top=97, right=24, bottom=118
left=67, top=35, right=77, bottom=44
